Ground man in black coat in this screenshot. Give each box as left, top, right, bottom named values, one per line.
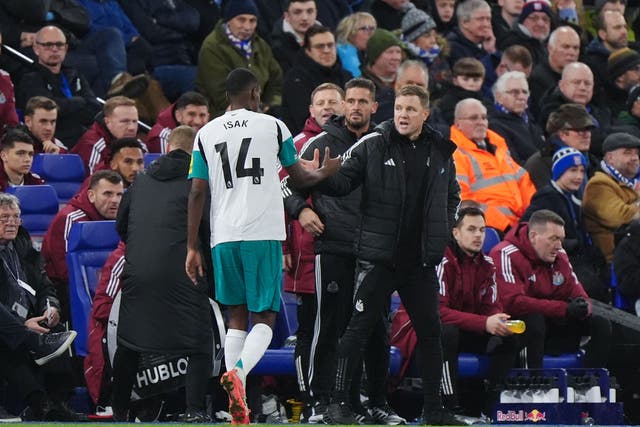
left=318, top=85, right=461, bottom=425
left=271, top=0, right=318, bottom=73
left=282, top=24, right=352, bottom=135
left=112, top=126, right=214, bottom=422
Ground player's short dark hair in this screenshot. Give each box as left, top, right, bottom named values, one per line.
left=89, top=169, right=122, bottom=189
left=24, top=96, right=58, bottom=116
left=110, top=137, right=144, bottom=158
left=345, top=78, right=376, bottom=99
left=529, top=209, right=565, bottom=229
left=225, top=68, right=259, bottom=97
left=454, top=206, right=485, bottom=228
left=175, top=91, right=209, bottom=110
left=502, top=45, right=533, bottom=69
left=1, top=129, right=34, bottom=150
left=304, top=24, right=333, bottom=50
left=396, top=85, right=430, bottom=109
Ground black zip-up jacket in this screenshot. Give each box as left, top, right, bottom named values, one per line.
left=284, top=115, right=371, bottom=256
left=318, top=119, right=460, bottom=267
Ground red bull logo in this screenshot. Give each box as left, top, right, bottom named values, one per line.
left=525, top=409, right=547, bottom=423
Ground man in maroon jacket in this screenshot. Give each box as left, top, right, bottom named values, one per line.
left=41, top=170, right=123, bottom=320
left=0, top=129, right=45, bottom=191
left=490, top=209, right=612, bottom=369
left=145, top=92, right=209, bottom=154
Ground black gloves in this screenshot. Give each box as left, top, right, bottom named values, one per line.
left=566, top=297, right=589, bottom=320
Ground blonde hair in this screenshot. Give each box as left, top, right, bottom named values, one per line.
left=336, top=12, right=376, bottom=44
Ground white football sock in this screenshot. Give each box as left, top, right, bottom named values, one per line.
left=224, top=329, right=247, bottom=372
left=234, top=323, right=273, bottom=386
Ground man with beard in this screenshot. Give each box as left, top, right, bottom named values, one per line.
left=584, top=10, right=631, bottom=88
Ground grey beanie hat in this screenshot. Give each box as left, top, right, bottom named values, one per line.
left=401, top=4, right=437, bottom=43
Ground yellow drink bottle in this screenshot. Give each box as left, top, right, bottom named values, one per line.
left=505, top=320, right=526, bottom=333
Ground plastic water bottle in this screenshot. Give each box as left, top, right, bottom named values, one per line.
left=505, top=320, right=526, bottom=333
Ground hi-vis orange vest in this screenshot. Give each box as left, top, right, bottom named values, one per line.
left=450, top=126, right=536, bottom=232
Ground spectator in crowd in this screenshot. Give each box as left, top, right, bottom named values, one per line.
left=96, top=138, right=144, bottom=188
left=271, top=0, right=319, bottom=73
left=429, top=0, right=457, bottom=37
left=529, top=26, right=581, bottom=118
left=618, top=83, right=640, bottom=126
left=282, top=24, right=352, bottom=135
left=537, top=62, right=612, bottom=158
left=84, top=241, right=125, bottom=407
left=22, top=96, right=67, bottom=154
left=451, top=98, right=536, bottom=233
left=489, top=71, right=545, bottom=166
left=196, top=0, right=283, bottom=118
left=491, top=0, right=524, bottom=41
left=146, top=92, right=210, bottom=154
left=522, top=148, right=609, bottom=301
left=400, top=4, right=452, bottom=100
left=71, top=96, right=140, bottom=175
left=370, top=0, right=410, bottom=31
left=481, top=44, right=534, bottom=100
left=314, top=85, right=460, bottom=426
left=187, top=68, right=340, bottom=424
left=446, top=0, right=497, bottom=67
left=16, top=25, right=101, bottom=148
left=0, top=31, right=19, bottom=131
left=361, top=28, right=404, bottom=122
left=499, top=0, right=552, bottom=65
left=41, top=170, right=124, bottom=318
left=0, top=130, right=44, bottom=192
left=490, top=209, right=612, bottom=369
left=336, top=12, right=377, bottom=77
left=525, top=103, right=598, bottom=191
left=584, top=10, right=629, bottom=88
left=395, top=60, right=430, bottom=91
left=432, top=58, right=487, bottom=127
left=295, top=83, right=345, bottom=144
left=118, top=0, right=201, bottom=101
left=613, top=219, right=640, bottom=310
left=605, top=48, right=640, bottom=116
left=113, top=126, right=213, bottom=423
left=583, top=133, right=640, bottom=262
left=284, top=78, right=394, bottom=424
left=0, top=193, right=79, bottom=421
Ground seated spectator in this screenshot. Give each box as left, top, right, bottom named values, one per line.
left=583, top=133, right=640, bottom=262
left=361, top=28, right=404, bottom=122
left=0, top=130, right=44, bottom=191
left=295, top=82, right=345, bottom=143
left=432, top=58, right=487, bottom=130
left=41, top=170, right=124, bottom=318
left=395, top=59, right=429, bottom=91
left=537, top=62, right=613, bottom=158
left=522, top=148, right=609, bottom=301
left=481, top=44, right=533, bottom=101
left=451, top=98, right=535, bottom=233
left=605, top=48, right=640, bottom=117
left=71, top=96, right=140, bottom=175
left=16, top=25, right=101, bottom=148
left=146, top=92, right=210, bottom=154
left=0, top=192, right=80, bottom=421
left=392, top=206, right=518, bottom=417
left=271, top=0, right=319, bottom=73
left=84, top=241, right=125, bottom=407
left=490, top=209, right=611, bottom=369
left=118, top=0, right=201, bottom=101
left=613, top=219, right=640, bottom=312
left=525, top=103, right=599, bottom=191
left=618, top=83, right=640, bottom=126
left=491, top=0, right=523, bottom=41
left=0, top=31, right=19, bottom=130
left=584, top=10, right=630, bottom=90
left=336, top=12, right=377, bottom=77
left=528, top=26, right=580, bottom=118
left=489, top=71, right=545, bottom=166
left=430, top=0, right=457, bottom=37
left=401, top=4, right=452, bottom=101
left=22, top=96, right=67, bottom=154
left=446, top=0, right=497, bottom=67
left=196, top=0, right=283, bottom=118
left=282, top=24, right=351, bottom=135
left=498, top=0, right=552, bottom=65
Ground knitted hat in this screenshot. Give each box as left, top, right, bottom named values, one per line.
left=545, top=103, right=595, bottom=135
left=608, top=48, right=640, bottom=81
left=401, top=4, right=437, bottom=43
left=222, top=0, right=258, bottom=22
left=518, top=0, right=553, bottom=23
left=627, top=84, right=640, bottom=110
left=552, top=147, right=587, bottom=181
left=366, top=29, right=403, bottom=65
left=602, top=132, right=640, bottom=152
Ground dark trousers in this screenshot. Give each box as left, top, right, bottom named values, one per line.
left=111, top=344, right=212, bottom=419
left=440, top=324, right=519, bottom=410
left=0, top=302, right=31, bottom=350
left=294, top=292, right=316, bottom=402
left=522, top=313, right=612, bottom=369
left=334, top=260, right=442, bottom=410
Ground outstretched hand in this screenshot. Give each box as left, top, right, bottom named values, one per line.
left=299, top=148, right=321, bottom=171
left=320, top=146, right=341, bottom=176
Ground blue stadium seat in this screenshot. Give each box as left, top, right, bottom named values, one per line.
left=6, top=185, right=58, bottom=246
left=31, top=154, right=86, bottom=203
left=483, top=227, right=501, bottom=254
left=66, top=220, right=120, bottom=356
left=144, top=153, right=162, bottom=169
left=610, top=264, right=634, bottom=312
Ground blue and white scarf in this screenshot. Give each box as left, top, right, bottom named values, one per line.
left=494, top=102, right=528, bottom=124
left=224, top=23, right=253, bottom=60
left=601, top=160, right=640, bottom=192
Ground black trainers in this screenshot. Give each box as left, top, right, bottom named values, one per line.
left=423, top=407, right=463, bottom=425
left=44, top=401, right=87, bottom=422
left=325, top=402, right=357, bottom=425
left=31, top=331, right=77, bottom=366
left=182, top=410, right=212, bottom=423
left=307, top=399, right=328, bottom=424
left=367, top=403, right=406, bottom=425
left=352, top=402, right=375, bottom=425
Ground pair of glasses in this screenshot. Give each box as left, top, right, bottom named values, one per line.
left=0, top=215, right=22, bottom=224
left=311, top=42, right=336, bottom=51
left=35, top=41, right=67, bottom=49
left=357, top=25, right=376, bottom=33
